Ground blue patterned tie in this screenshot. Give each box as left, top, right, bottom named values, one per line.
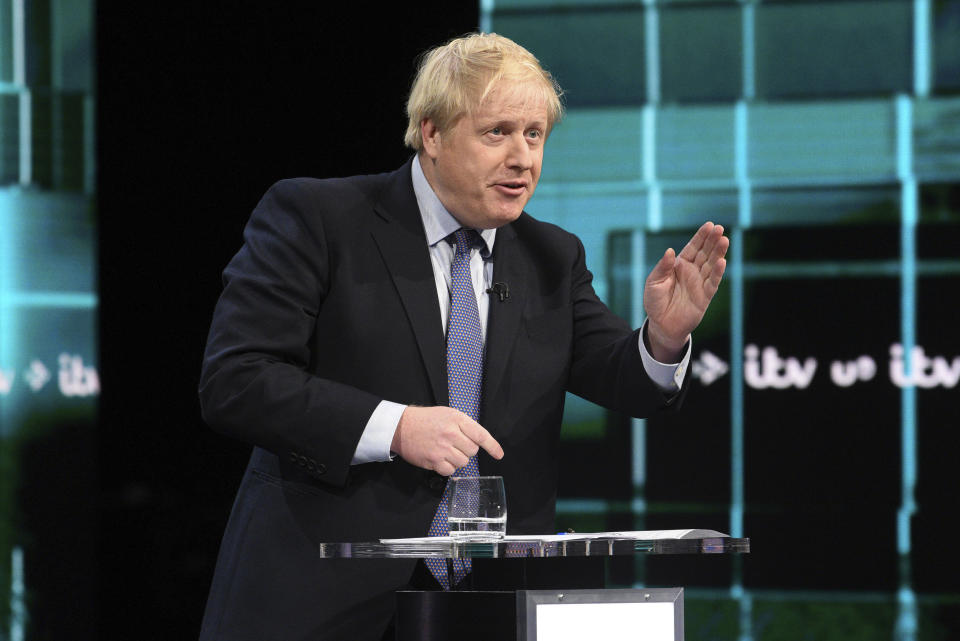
left=425, top=228, right=484, bottom=589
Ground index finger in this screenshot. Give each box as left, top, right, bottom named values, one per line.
left=459, top=417, right=505, bottom=460
left=677, top=221, right=715, bottom=263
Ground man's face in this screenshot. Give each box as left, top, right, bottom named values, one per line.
left=419, top=84, right=549, bottom=230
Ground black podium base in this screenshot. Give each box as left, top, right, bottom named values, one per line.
left=396, top=590, right=515, bottom=641
left=395, top=557, right=605, bottom=641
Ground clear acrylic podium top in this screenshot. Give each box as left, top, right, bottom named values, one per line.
left=317, top=529, right=749, bottom=559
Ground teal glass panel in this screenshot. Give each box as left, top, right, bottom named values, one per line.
left=657, top=105, right=736, bottom=181
left=56, top=93, right=86, bottom=191
left=0, top=0, right=12, bottom=83
left=755, top=0, right=912, bottom=99
left=526, top=191, right=647, bottom=243
left=0, top=94, right=17, bottom=184
left=30, top=91, right=52, bottom=187
left=495, top=0, right=645, bottom=8
left=660, top=3, right=741, bottom=103
left=914, top=96, right=960, bottom=182
left=932, top=0, right=960, bottom=93
left=24, top=0, right=51, bottom=87
left=9, top=193, right=94, bottom=292
left=542, top=107, right=644, bottom=184
left=661, top=189, right=738, bottom=229
left=752, top=186, right=900, bottom=227
left=494, top=7, right=646, bottom=107
left=748, top=100, right=897, bottom=183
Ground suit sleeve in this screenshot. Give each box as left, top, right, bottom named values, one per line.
left=565, top=236, right=688, bottom=417
left=198, top=179, right=380, bottom=487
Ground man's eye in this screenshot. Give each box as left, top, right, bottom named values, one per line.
left=527, top=129, right=541, bottom=139
left=489, top=127, right=503, bottom=135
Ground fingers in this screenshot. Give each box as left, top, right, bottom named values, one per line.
left=704, top=256, right=727, bottom=299
left=435, top=416, right=504, bottom=475
left=678, top=222, right=728, bottom=283
left=393, top=406, right=504, bottom=476
left=459, top=418, right=505, bottom=460
left=646, top=247, right=676, bottom=285
left=695, top=224, right=724, bottom=268
left=677, top=221, right=714, bottom=263
left=430, top=420, right=474, bottom=474
left=434, top=460, right=457, bottom=477
left=705, top=225, right=727, bottom=261
left=438, top=447, right=471, bottom=475
left=700, top=230, right=729, bottom=280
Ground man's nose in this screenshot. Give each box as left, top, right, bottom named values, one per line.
left=505, top=133, right=532, bottom=170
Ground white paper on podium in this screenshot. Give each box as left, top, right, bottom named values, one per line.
left=509, top=529, right=728, bottom=543
left=379, top=528, right=727, bottom=544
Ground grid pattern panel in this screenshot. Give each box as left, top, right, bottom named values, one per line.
left=0, top=1, right=96, bottom=637
left=489, top=1, right=960, bottom=639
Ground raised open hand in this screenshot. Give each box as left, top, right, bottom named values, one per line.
left=643, top=222, right=729, bottom=362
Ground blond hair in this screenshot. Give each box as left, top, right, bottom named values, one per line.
left=404, top=33, right=564, bottom=151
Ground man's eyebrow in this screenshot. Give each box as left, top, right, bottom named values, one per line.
left=475, top=116, right=547, bottom=130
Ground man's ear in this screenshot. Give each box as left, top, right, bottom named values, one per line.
left=420, top=118, right=441, bottom=160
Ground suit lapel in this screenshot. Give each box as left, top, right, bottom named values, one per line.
left=370, top=161, right=448, bottom=406
left=482, top=222, right=525, bottom=420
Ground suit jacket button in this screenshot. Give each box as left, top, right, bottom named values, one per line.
left=315, top=463, right=327, bottom=475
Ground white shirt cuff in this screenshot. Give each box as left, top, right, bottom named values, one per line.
left=638, top=319, right=691, bottom=393
left=351, top=400, right=406, bottom=464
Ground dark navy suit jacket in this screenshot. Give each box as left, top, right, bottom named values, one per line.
left=198, top=159, right=684, bottom=640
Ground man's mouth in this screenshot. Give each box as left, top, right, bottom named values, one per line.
left=494, top=180, right=527, bottom=195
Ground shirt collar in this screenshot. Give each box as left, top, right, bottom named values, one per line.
left=411, top=154, right=496, bottom=256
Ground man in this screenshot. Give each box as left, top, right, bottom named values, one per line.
left=198, top=33, right=727, bottom=641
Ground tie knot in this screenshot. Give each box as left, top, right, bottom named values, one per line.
left=451, top=228, right=481, bottom=257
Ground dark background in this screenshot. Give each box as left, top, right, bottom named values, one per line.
left=96, top=3, right=478, bottom=638
left=82, top=3, right=960, bottom=640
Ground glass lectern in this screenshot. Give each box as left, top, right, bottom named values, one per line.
left=318, top=529, right=750, bottom=641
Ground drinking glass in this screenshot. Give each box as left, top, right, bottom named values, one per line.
left=447, top=476, right=507, bottom=540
